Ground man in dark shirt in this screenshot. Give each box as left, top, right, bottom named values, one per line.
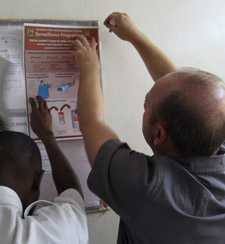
left=74, top=12, right=225, bottom=244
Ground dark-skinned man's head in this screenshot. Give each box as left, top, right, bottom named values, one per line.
left=0, top=131, right=43, bottom=210
left=143, top=68, right=225, bottom=157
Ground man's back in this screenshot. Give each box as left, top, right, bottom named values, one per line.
left=0, top=186, right=88, bottom=244
left=88, top=139, right=225, bottom=244
left=137, top=153, right=225, bottom=243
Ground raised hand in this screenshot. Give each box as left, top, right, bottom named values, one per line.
left=104, top=12, right=141, bottom=43
left=29, top=96, right=53, bottom=141
left=74, top=36, right=99, bottom=74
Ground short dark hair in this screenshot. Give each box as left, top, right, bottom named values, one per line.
left=157, top=91, right=225, bottom=156
left=0, top=131, right=41, bottom=173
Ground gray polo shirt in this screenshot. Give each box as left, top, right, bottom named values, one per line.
left=88, top=139, right=225, bottom=244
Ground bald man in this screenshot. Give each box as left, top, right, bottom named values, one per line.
left=75, top=12, right=225, bottom=244
left=0, top=97, right=88, bottom=244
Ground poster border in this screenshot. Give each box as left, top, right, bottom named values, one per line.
left=21, top=20, right=100, bottom=141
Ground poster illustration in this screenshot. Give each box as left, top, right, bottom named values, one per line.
left=24, top=23, right=99, bottom=140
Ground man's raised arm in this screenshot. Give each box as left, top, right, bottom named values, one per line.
left=75, top=36, right=118, bottom=166
left=104, top=12, right=176, bottom=81
left=29, top=97, right=83, bottom=197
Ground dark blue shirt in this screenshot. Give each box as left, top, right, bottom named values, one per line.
left=88, top=140, right=225, bottom=244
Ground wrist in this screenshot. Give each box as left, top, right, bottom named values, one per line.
left=80, top=63, right=99, bottom=73
left=129, top=30, right=146, bottom=46
left=80, top=65, right=100, bottom=79
left=39, top=130, right=56, bottom=144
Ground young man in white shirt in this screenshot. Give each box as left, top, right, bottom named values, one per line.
left=0, top=96, right=88, bottom=244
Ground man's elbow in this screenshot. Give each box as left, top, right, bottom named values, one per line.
left=79, top=119, right=91, bottom=134
left=79, top=115, right=103, bottom=133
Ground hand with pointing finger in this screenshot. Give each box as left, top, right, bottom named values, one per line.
left=104, top=12, right=142, bottom=43
left=29, top=96, right=53, bottom=141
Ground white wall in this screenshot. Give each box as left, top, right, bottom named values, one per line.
left=1, top=0, right=225, bottom=243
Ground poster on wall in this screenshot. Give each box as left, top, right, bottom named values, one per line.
left=24, top=23, right=99, bottom=140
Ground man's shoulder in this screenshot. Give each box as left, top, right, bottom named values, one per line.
left=30, top=189, right=86, bottom=217
left=96, top=138, right=152, bottom=162
left=24, top=189, right=88, bottom=243
left=0, top=186, right=23, bottom=212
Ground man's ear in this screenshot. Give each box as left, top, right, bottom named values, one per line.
left=153, top=123, right=168, bottom=146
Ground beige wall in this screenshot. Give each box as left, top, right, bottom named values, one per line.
left=1, top=0, right=225, bottom=243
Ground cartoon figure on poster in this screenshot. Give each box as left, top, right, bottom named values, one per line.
left=49, top=104, right=79, bottom=131
left=37, top=80, right=50, bottom=99
left=57, top=80, right=75, bottom=93
left=71, top=109, right=79, bottom=130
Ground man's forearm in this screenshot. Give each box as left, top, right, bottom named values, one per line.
left=130, top=32, right=176, bottom=81
left=42, top=136, right=83, bottom=197
left=78, top=67, right=103, bottom=127
left=78, top=67, right=118, bottom=165
left=76, top=37, right=118, bottom=165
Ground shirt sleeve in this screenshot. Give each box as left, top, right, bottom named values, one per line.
left=87, top=139, right=157, bottom=219
left=31, top=189, right=88, bottom=244
left=53, top=188, right=85, bottom=212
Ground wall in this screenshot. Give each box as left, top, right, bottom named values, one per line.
left=1, top=0, right=225, bottom=243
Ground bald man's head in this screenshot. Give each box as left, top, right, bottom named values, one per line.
left=0, top=131, right=43, bottom=209
left=144, top=68, right=225, bottom=156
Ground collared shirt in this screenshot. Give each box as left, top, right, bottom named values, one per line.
left=0, top=186, right=88, bottom=244
left=88, top=139, right=225, bottom=244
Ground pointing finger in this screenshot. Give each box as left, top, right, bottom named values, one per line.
left=36, top=96, right=46, bottom=111
left=76, top=35, right=90, bottom=48
left=29, top=97, right=37, bottom=111
left=91, top=38, right=97, bottom=49
left=74, top=39, right=84, bottom=49
left=104, top=15, right=117, bottom=29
